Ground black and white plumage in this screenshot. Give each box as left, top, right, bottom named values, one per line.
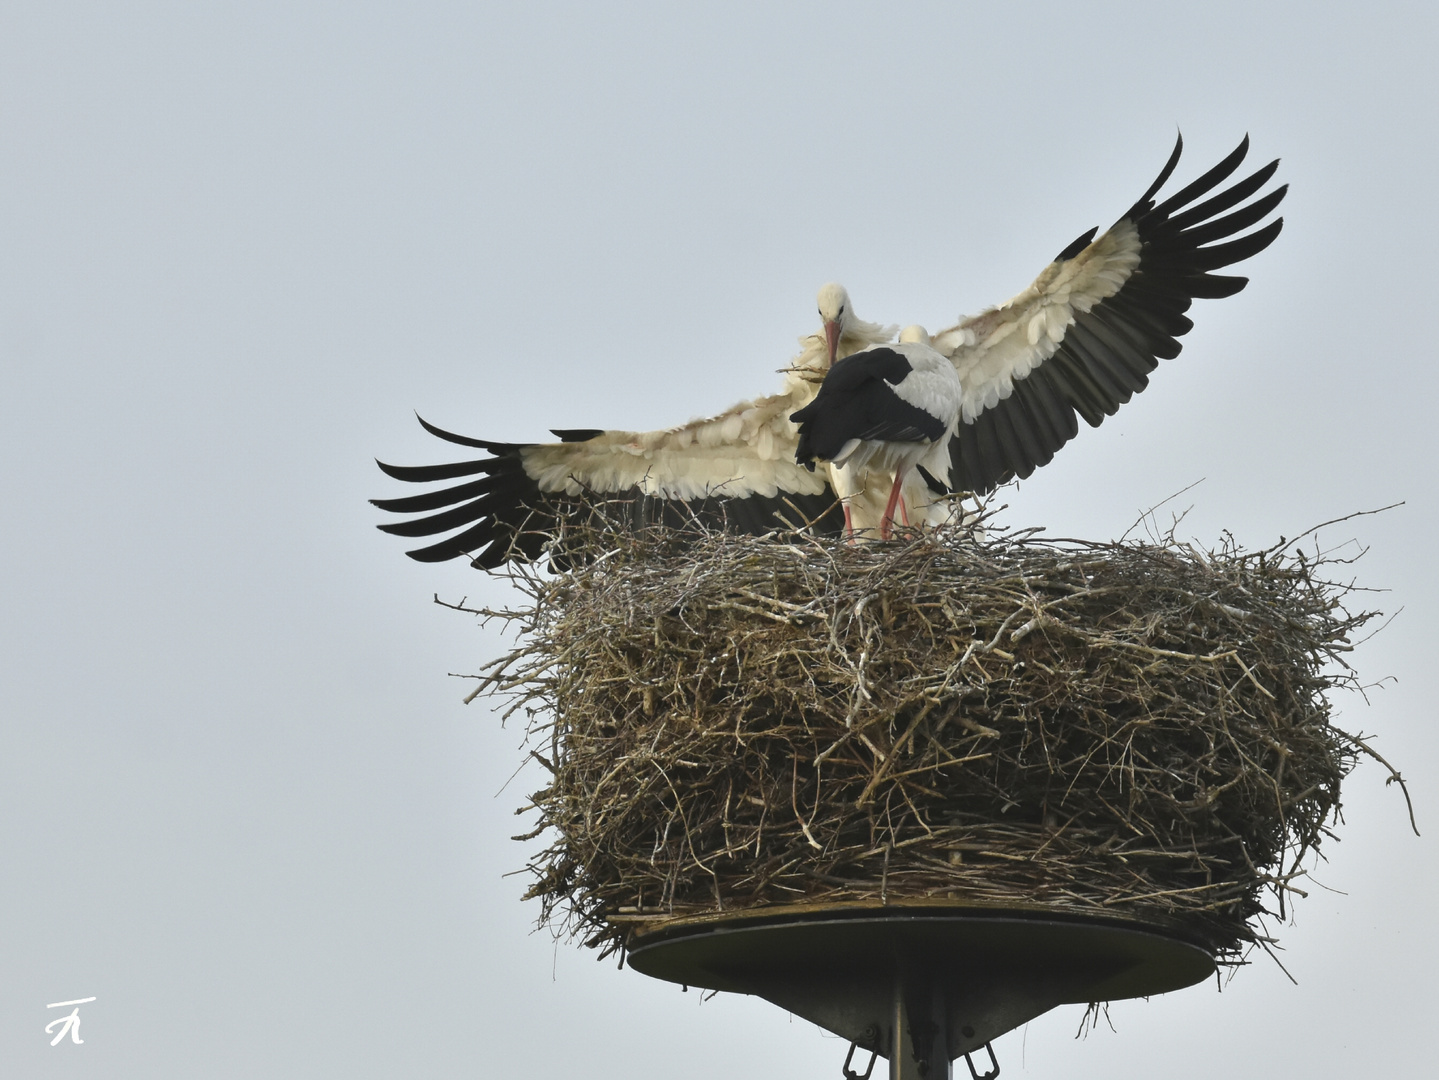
left=374, top=134, right=1285, bottom=567
left=373, top=288, right=893, bottom=567
left=932, top=133, right=1286, bottom=494
left=791, top=329, right=962, bottom=540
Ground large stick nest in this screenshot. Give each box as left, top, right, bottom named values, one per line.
left=466, top=511, right=1400, bottom=964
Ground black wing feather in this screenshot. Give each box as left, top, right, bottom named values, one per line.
left=374, top=457, right=501, bottom=483
left=370, top=471, right=511, bottom=514
left=1043, top=349, right=1115, bottom=427
left=951, top=134, right=1285, bottom=492
left=1055, top=226, right=1099, bottom=262
left=374, top=417, right=843, bottom=567
left=1018, top=365, right=1079, bottom=451
left=1147, top=135, right=1252, bottom=220
left=1161, top=159, right=1280, bottom=234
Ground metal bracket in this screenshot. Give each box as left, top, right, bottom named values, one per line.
left=843, top=1041, right=878, bottom=1080
left=963, top=1043, right=999, bottom=1080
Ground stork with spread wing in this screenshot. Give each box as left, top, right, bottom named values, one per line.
left=374, top=134, right=1284, bottom=568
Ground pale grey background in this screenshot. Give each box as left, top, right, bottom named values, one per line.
left=2, top=2, right=1435, bottom=1076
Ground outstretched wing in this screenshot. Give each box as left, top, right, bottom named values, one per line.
left=372, top=392, right=843, bottom=568
left=931, top=134, right=1287, bottom=492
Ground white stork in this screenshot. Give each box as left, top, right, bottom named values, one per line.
left=791, top=327, right=963, bottom=540
left=374, top=134, right=1285, bottom=568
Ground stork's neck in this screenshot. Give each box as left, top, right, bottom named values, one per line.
left=782, top=285, right=897, bottom=402
left=839, top=315, right=897, bottom=357
left=784, top=314, right=897, bottom=395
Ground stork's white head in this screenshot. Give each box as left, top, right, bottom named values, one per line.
left=817, top=282, right=851, bottom=367
left=899, top=325, right=932, bottom=346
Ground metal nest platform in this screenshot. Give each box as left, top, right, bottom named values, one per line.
left=627, top=902, right=1214, bottom=1079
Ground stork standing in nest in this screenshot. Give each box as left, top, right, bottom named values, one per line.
left=791, top=328, right=962, bottom=540
left=373, top=134, right=1285, bottom=568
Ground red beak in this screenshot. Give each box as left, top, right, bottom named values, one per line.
left=824, top=320, right=841, bottom=367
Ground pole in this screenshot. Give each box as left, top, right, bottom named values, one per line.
left=890, top=972, right=951, bottom=1080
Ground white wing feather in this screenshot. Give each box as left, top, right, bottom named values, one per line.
left=932, top=220, right=1143, bottom=422
left=522, top=389, right=828, bottom=500
left=520, top=305, right=897, bottom=502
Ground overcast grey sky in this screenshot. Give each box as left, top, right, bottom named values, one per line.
left=2, top=2, right=1436, bottom=1077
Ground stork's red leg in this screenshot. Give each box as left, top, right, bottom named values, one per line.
left=880, top=467, right=908, bottom=541
left=843, top=502, right=855, bottom=540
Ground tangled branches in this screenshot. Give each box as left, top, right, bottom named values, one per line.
left=462, top=513, right=1398, bottom=963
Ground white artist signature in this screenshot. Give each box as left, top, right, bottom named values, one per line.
left=45, top=997, right=96, bottom=1046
